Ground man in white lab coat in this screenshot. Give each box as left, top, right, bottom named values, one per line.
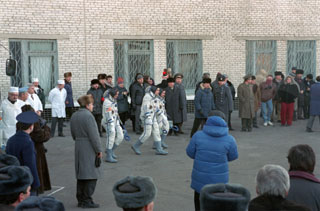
left=48, top=80, right=67, bottom=137
left=27, top=83, right=43, bottom=116
left=0, top=87, right=21, bottom=148
left=16, top=87, right=30, bottom=109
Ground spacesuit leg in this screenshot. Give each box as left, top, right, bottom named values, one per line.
left=105, top=122, right=117, bottom=163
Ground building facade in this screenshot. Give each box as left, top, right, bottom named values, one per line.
left=0, top=0, right=319, bottom=102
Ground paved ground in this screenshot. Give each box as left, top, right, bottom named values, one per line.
left=43, top=112, right=320, bottom=211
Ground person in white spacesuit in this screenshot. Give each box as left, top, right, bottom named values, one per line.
left=0, top=87, right=21, bottom=149
left=154, top=89, right=169, bottom=149
left=131, top=86, right=168, bottom=156
left=102, top=88, right=124, bottom=163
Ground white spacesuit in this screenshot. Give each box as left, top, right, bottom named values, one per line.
left=102, top=88, right=124, bottom=163
left=131, top=86, right=168, bottom=155
left=156, top=89, right=170, bottom=148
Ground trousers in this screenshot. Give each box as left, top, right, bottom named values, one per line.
left=190, top=118, right=207, bottom=138
left=134, top=105, right=142, bottom=132
left=93, top=114, right=102, bottom=135
left=139, top=120, right=161, bottom=143
left=307, top=115, right=320, bottom=129
left=76, top=179, right=97, bottom=204
left=261, top=99, right=273, bottom=123
left=103, top=122, right=124, bottom=149
left=51, top=117, right=63, bottom=136
left=281, top=102, right=294, bottom=126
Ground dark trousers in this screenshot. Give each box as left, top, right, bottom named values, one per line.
left=298, top=106, right=304, bottom=119
left=93, top=114, right=102, bottom=135
left=134, top=105, right=142, bottom=132
left=51, top=117, right=63, bottom=136
left=194, top=191, right=200, bottom=211
left=241, top=118, right=252, bottom=131
left=281, top=102, right=294, bottom=126
left=76, top=179, right=97, bottom=204
left=119, top=112, right=128, bottom=125
left=66, top=107, right=73, bottom=119
left=252, top=111, right=258, bottom=127
left=228, top=111, right=233, bottom=128
left=190, top=118, right=207, bottom=138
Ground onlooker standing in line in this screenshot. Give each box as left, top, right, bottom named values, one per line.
left=21, top=105, right=51, bottom=194
left=259, top=75, right=276, bottom=126
left=48, top=80, right=67, bottom=137
left=225, top=75, right=236, bottom=130
left=165, top=77, right=183, bottom=136
left=295, top=69, right=306, bottom=119
left=190, top=78, right=215, bottom=137
left=288, top=67, right=300, bottom=121
left=249, top=164, right=310, bottom=211
left=278, top=76, right=299, bottom=126
left=106, top=75, right=113, bottom=90
left=131, top=74, right=146, bottom=135
left=115, top=77, right=129, bottom=125
left=6, top=111, right=40, bottom=195
left=212, top=74, right=233, bottom=127
left=26, top=84, right=43, bottom=116
left=87, top=79, right=104, bottom=137
left=195, top=72, right=211, bottom=94
left=187, top=115, right=238, bottom=211
left=272, top=71, right=283, bottom=122
left=174, top=73, right=187, bottom=134
left=0, top=87, right=21, bottom=149
left=32, top=78, right=46, bottom=111
left=64, top=72, right=74, bottom=120
left=70, top=95, right=103, bottom=209
left=287, top=144, right=320, bottom=211
left=251, top=76, right=261, bottom=128
left=303, top=74, right=315, bottom=119
left=98, top=73, right=108, bottom=94
left=306, top=76, right=320, bottom=132
left=16, top=87, right=30, bottom=109
left=238, top=75, right=255, bottom=132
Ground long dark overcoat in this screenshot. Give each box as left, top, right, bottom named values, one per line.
left=165, top=85, right=183, bottom=124
left=70, top=108, right=103, bottom=180
left=212, top=83, right=233, bottom=120
left=237, top=83, right=255, bottom=119
left=176, top=83, right=187, bottom=122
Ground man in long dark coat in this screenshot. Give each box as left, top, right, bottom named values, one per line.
left=165, top=78, right=183, bottom=136
left=295, top=69, right=305, bottom=119
left=174, top=73, right=187, bottom=134
left=131, top=74, right=146, bottom=134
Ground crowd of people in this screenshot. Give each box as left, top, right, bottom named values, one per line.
left=0, top=65, right=319, bottom=210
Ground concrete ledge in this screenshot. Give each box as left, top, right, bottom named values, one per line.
left=235, top=36, right=320, bottom=41
left=0, top=33, right=69, bottom=40
left=100, top=35, right=215, bottom=40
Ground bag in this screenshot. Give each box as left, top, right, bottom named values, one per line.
left=95, top=156, right=101, bottom=168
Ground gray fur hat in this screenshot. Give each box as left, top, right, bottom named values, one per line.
left=200, top=183, right=250, bottom=211
left=0, top=154, right=20, bottom=169
left=208, top=110, right=226, bottom=120
left=15, top=196, right=65, bottom=211
left=113, top=176, right=157, bottom=209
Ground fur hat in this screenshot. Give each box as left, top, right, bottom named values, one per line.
left=0, top=166, right=33, bottom=196
left=113, top=176, right=157, bottom=209
left=243, top=75, right=252, bottom=81
left=274, top=71, right=282, bottom=76
left=136, top=74, right=144, bottom=80
left=202, top=78, right=212, bottom=84
left=167, top=77, right=175, bottom=83
left=91, top=79, right=100, bottom=85
left=174, top=73, right=183, bottom=79
left=63, top=72, right=72, bottom=78
left=0, top=154, right=20, bottom=169
left=251, top=75, right=256, bottom=80
left=200, top=183, right=251, bottom=211
left=98, top=73, right=107, bottom=80
left=77, top=95, right=94, bottom=107
left=306, top=74, right=313, bottom=80
left=296, top=69, right=304, bottom=75
left=208, top=110, right=226, bottom=120
left=15, top=196, right=65, bottom=211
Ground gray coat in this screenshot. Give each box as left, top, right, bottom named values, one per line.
left=176, top=83, right=187, bottom=122
left=70, top=108, right=103, bottom=180
left=237, top=83, right=255, bottom=119
left=212, top=83, right=233, bottom=120
left=165, top=85, right=183, bottom=124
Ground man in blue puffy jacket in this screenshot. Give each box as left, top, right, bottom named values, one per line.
left=186, top=115, right=238, bottom=211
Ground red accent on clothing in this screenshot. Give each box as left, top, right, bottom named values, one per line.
left=281, top=102, right=294, bottom=125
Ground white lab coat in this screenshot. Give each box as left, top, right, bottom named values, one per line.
left=48, top=87, right=67, bottom=118
left=27, top=93, right=43, bottom=112
left=0, top=99, right=22, bottom=143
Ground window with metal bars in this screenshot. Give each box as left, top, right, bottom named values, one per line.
left=114, top=40, right=154, bottom=89
left=246, top=40, right=277, bottom=76
left=9, top=39, right=58, bottom=99
left=287, top=40, right=316, bottom=76
left=166, top=40, right=203, bottom=93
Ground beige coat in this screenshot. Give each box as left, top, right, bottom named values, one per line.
left=237, top=83, right=255, bottom=118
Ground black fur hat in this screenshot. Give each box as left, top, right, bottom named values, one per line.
left=200, top=183, right=251, bottom=211
left=202, top=78, right=212, bottom=84
left=274, top=71, right=282, bottom=76
left=167, top=77, right=175, bottom=83
left=296, top=69, right=304, bottom=75
left=113, top=176, right=157, bottom=209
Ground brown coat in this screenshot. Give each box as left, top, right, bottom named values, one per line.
left=253, top=84, right=261, bottom=112
left=237, top=83, right=255, bottom=119
left=30, top=121, right=51, bottom=194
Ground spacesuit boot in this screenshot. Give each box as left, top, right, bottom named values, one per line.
left=161, top=134, right=168, bottom=149
left=131, top=140, right=143, bottom=155
left=112, top=144, right=118, bottom=159
left=105, top=149, right=117, bottom=163
left=154, top=141, right=168, bottom=155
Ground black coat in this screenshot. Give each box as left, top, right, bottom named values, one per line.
left=278, top=83, right=299, bottom=104
left=165, top=85, right=183, bottom=124
left=176, top=83, right=187, bottom=122
left=157, top=80, right=168, bottom=89
left=131, top=82, right=146, bottom=107
left=87, top=88, right=103, bottom=115
left=295, top=77, right=306, bottom=106
left=115, top=86, right=129, bottom=113
left=249, top=195, right=311, bottom=211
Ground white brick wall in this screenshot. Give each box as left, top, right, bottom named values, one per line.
left=0, top=0, right=319, bottom=100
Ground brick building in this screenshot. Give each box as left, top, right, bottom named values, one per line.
left=0, top=0, right=319, bottom=103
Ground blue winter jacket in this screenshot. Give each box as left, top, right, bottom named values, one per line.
left=64, top=81, right=74, bottom=107
left=310, top=82, right=320, bottom=116
left=194, top=87, right=215, bottom=118
left=186, top=116, right=238, bottom=193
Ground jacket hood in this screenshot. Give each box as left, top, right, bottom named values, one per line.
left=202, top=116, right=228, bottom=137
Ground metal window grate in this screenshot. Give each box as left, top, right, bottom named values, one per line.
left=10, top=41, right=22, bottom=87
left=287, top=41, right=316, bottom=76
left=246, top=40, right=277, bottom=76
left=166, top=40, right=203, bottom=93
left=114, top=40, right=154, bottom=88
